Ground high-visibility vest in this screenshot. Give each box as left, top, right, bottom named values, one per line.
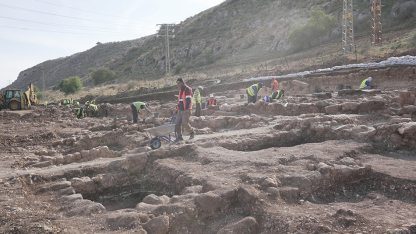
left=132, top=101, right=145, bottom=110
left=359, top=78, right=369, bottom=89
left=247, top=84, right=259, bottom=97
left=192, top=89, right=202, bottom=104
left=272, top=90, right=284, bottom=100
left=178, top=86, right=192, bottom=110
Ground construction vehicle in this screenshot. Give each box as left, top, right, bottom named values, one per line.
left=0, top=83, right=38, bottom=110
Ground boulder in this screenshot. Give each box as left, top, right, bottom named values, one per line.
left=277, top=187, right=300, bottom=203
left=398, top=122, right=416, bottom=136
left=237, top=185, right=260, bottom=204
left=71, top=177, right=97, bottom=195
left=142, top=194, right=170, bottom=205
left=106, top=211, right=140, bottom=230
left=217, top=216, right=259, bottom=234
left=143, top=215, right=169, bottom=234
left=194, top=192, right=226, bottom=217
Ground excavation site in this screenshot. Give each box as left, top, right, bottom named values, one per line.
left=1, top=59, right=416, bottom=234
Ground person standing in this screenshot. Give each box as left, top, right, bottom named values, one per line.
left=193, top=86, right=203, bottom=117
left=271, top=78, right=279, bottom=93
left=246, top=82, right=263, bottom=104
left=175, top=78, right=195, bottom=142
left=130, top=101, right=151, bottom=124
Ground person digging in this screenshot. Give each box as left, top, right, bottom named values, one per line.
left=130, top=101, right=152, bottom=124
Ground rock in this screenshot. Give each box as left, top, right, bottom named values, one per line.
left=407, top=224, right=416, bottom=233
left=387, top=228, right=411, bottom=234
left=277, top=187, right=300, bottom=203
left=399, top=105, right=416, bottom=115
left=312, top=92, right=332, bottom=99
left=195, top=192, right=226, bottom=217
left=338, top=89, right=363, bottom=96
left=358, top=100, right=385, bottom=113
left=37, top=180, right=71, bottom=193
left=143, top=215, right=169, bottom=234
left=66, top=200, right=106, bottom=216
left=57, top=187, right=75, bottom=196
left=260, top=177, right=279, bottom=188
left=325, top=105, right=341, bottom=114
left=182, top=185, right=203, bottom=194
left=340, top=157, right=356, bottom=166
left=237, top=185, right=260, bottom=204
left=265, top=187, right=280, bottom=199
left=60, top=194, right=83, bottom=202
left=142, top=194, right=169, bottom=205
left=217, top=216, right=258, bottom=234
left=399, top=91, right=416, bottom=107
left=106, top=211, right=140, bottom=230
left=71, top=177, right=97, bottom=195
left=32, top=161, right=52, bottom=168
left=136, top=202, right=159, bottom=213
left=398, top=122, right=416, bottom=136
left=341, top=102, right=359, bottom=113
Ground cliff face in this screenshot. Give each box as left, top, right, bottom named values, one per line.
left=7, top=0, right=416, bottom=90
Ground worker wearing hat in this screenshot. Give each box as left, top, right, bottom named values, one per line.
left=175, top=78, right=195, bottom=142
left=246, top=82, right=263, bottom=103
left=359, top=77, right=373, bottom=89
left=193, top=86, right=203, bottom=117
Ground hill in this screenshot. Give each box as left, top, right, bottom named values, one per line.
left=6, top=0, right=416, bottom=91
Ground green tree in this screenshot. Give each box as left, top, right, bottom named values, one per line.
left=59, top=76, right=83, bottom=94
left=288, top=9, right=336, bottom=51
left=91, top=68, right=116, bottom=85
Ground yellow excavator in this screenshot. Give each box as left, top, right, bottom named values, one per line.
left=0, top=83, right=38, bottom=110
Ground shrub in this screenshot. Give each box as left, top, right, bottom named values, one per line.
left=59, top=76, right=82, bottom=95
left=288, top=9, right=336, bottom=51
left=91, top=68, right=116, bottom=85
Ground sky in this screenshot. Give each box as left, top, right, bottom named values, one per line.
left=0, top=0, right=225, bottom=89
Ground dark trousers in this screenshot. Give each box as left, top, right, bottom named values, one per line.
left=195, top=103, right=201, bottom=117
left=131, top=104, right=138, bottom=123
left=247, top=91, right=257, bottom=103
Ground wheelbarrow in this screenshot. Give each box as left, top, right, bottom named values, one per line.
left=144, top=119, right=176, bottom=150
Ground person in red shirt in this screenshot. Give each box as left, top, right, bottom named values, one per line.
left=207, top=94, right=217, bottom=107
left=175, top=78, right=195, bottom=142
left=271, top=78, right=279, bottom=93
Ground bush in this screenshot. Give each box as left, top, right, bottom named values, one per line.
left=91, top=68, right=116, bottom=85
left=288, top=9, right=336, bottom=51
left=59, top=76, right=82, bottom=95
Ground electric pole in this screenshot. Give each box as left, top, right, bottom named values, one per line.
left=157, top=24, right=176, bottom=75
left=371, top=0, right=382, bottom=45
left=342, top=0, right=355, bottom=54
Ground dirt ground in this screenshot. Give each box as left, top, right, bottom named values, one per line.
left=1, top=69, right=416, bottom=233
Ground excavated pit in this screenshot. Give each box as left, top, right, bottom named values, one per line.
left=308, top=171, right=416, bottom=204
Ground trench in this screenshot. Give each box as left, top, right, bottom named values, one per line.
left=308, top=171, right=416, bottom=204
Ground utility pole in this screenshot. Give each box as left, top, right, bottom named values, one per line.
left=342, top=0, right=355, bottom=54
left=371, top=0, right=382, bottom=45
left=157, top=24, right=176, bottom=75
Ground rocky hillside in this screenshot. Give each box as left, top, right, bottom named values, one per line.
left=7, top=0, right=416, bottom=90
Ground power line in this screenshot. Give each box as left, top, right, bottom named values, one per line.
left=0, top=15, right=136, bottom=33
left=0, top=3, right=141, bottom=27
left=35, top=0, right=144, bottom=23
left=0, top=24, right=111, bottom=36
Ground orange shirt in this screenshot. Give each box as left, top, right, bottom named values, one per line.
left=272, top=79, right=279, bottom=92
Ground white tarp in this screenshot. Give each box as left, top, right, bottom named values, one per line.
left=244, top=55, right=416, bottom=82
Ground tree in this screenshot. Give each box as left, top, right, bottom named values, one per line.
left=91, top=68, right=116, bottom=85
left=59, top=76, right=83, bottom=94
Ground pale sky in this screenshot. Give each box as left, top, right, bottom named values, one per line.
left=0, top=0, right=225, bottom=89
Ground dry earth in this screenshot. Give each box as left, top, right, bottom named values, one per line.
left=1, top=73, right=416, bottom=233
